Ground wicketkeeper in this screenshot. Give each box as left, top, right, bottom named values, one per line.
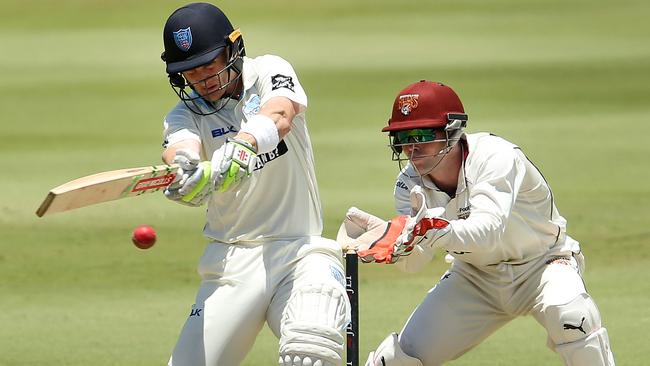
left=159, top=3, right=350, bottom=365
left=338, top=81, right=615, bottom=365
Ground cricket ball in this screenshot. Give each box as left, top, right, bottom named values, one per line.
left=132, top=225, right=157, bottom=249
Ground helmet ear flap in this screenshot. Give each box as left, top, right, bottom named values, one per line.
left=169, top=73, right=186, bottom=88
left=390, top=134, right=403, bottom=154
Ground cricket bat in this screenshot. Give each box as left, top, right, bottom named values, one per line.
left=36, top=164, right=179, bottom=217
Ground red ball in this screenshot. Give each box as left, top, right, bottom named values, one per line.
left=132, top=225, right=157, bottom=249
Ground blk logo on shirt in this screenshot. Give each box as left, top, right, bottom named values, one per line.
left=190, top=308, right=202, bottom=317
left=212, top=126, right=237, bottom=138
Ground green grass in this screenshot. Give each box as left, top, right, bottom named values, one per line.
left=1, top=0, right=649, bottom=364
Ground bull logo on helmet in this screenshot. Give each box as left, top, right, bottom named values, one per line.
left=173, top=27, right=193, bottom=52
left=398, top=94, right=419, bottom=116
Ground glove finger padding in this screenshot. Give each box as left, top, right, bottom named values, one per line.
left=173, top=149, right=201, bottom=170
left=172, top=149, right=201, bottom=188
left=413, top=217, right=450, bottom=236
left=410, top=185, right=426, bottom=217
left=212, top=138, right=257, bottom=192
left=393, top=185, right=450, bottom=254
left=357, top=215, right=408, bottom=264
left=336, top=207, right=390, bottom=252
left=164, top=149, right=210, bottom=207
left=178, top=162, right=208, bottom=196
left=346, top=207, right=387, bottom=234
left=408, top=185, right=446, bottom=226
left=176, top=161, right=212, bottom=206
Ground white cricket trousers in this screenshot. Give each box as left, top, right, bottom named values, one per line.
left=397, top=253, right=606, bottom=365
left=168, top=236, right=348, bottom=366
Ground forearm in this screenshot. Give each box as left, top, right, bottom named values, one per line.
left=431, top=211, right=505, bottom=253
left=432, top=168, right=520, bottom=253
left=237, top=96, right=299, bottom=152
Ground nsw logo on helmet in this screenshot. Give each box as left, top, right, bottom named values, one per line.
left=173, top=27, right=193, bottom=52
left=398, top=94, right=419, bottom=116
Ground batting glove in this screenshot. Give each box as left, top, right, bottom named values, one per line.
left=210, top=138, right=257, bottom=192
left=164, top=149, right=212, bottom=206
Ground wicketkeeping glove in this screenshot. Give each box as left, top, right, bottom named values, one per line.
left=393, top=185, right=450, bottom=256
left=354, top=186, right=451, bottom=264
left=356, top=214, right=410, bottom=264
left=336, top=207, right=393, bottom=251
left=210, top=138, right=257, bottom=192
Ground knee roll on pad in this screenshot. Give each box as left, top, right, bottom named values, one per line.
left=364, top=333, right=423, bottom=366
left=555, top=327, right=615, bottom=366
left=544, top=294, right=615, bottom=365
left=543, top=293, right=601, bottom=344
left=279, top=284, right=350, bottom=366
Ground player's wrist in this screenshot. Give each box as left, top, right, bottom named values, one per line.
left=240, top=114, right=279, bottom=153
left=228, top=137, right=257, bottom=153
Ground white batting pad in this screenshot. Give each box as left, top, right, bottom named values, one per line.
left=279, top=284, right=349, bottom=366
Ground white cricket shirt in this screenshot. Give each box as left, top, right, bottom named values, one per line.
left=394, top=133, right=580, bottom=267
left=163, top=55, right=323, bottom=243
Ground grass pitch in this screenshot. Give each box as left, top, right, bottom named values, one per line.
left=1, top=1, right=649, bottom=365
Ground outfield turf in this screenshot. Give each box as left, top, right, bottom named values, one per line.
left=1, top=1, right=649, bottom=365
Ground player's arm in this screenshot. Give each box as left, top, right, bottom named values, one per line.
left=390, top=181, right=443, bottom=272
left=432, top=149, right=525, bottom=253
left=160, top=109, right=225, bottom=206
left=207, top=96, right=299, bottom=193
left=160, top=137, right=213, bottom=207
left=235, top=55, right=307, bottom=153
left=234, top=96, right=299, bottom=151
left=259, top=96, right=300, bottom=140
left=218, top=95, right=302, bottom=191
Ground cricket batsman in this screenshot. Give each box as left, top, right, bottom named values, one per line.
left=159, top=3, right=350, bottom=365
left=338, top=81, right=615, bottom=365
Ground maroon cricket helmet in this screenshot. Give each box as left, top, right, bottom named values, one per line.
left=382, top=80, right=467, bottom=133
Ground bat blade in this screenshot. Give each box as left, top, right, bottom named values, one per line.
left=36, top=164, right=179, bottom=217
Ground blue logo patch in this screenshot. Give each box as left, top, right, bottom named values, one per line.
left=173, top=27, right=193, bottom=52
left=243, top=94, right=261, bottom=117
left=330, top=265, right=345, bottom=287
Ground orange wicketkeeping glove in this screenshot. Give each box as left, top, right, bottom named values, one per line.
left=339, top=185, right=451, bottom=264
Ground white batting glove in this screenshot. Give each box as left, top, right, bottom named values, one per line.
left=164, top=149, right=212, bottom=207
left=210, top=138, right=257, bottom=192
